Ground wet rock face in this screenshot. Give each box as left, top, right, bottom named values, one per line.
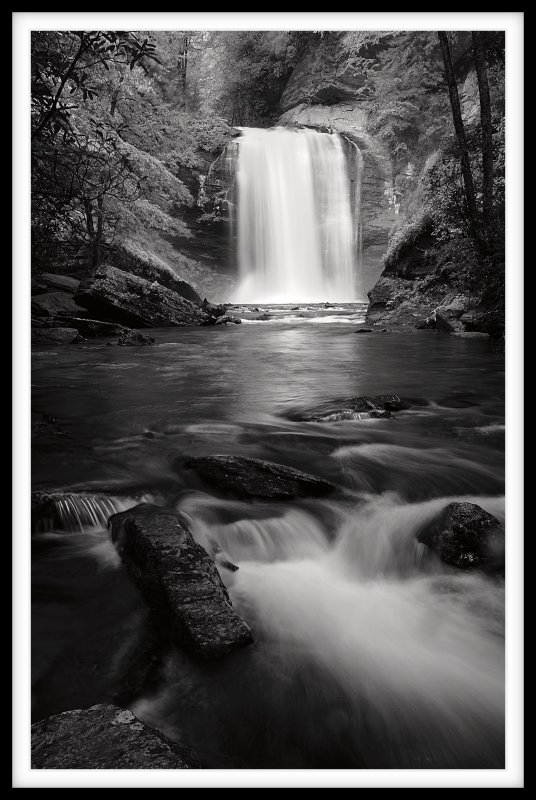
left=183, top=455, right=337, bottom=501
left=31, top=704, right=200, bottom=769
left=109, top=504, right=253, bottom=659
left=417, top=501, right=504, bottom=572
left=75, top=265, right=210, bottom=328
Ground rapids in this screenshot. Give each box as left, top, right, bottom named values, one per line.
left=31, top=311, right=505, bottom=768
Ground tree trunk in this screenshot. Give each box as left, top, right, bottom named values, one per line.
left=437, top=31, right=479, bottom=240
left=83, top=197, right=99, bottom=274
left=472, top=31, right=495, bottom=230
left=94, top=195, right=104, bottom=269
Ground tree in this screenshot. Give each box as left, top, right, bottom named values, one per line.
left=471, top=31, right=494, bottom=231
left=437, top=31, right=479, bottom=241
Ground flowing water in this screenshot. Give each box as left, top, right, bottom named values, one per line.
left=230, top=128, right=363, bottom=304
left=31, top=307, right=505, bottom=768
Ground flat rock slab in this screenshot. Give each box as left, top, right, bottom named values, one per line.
left=109, top=504, right=253, bottom=658
left=183, top=455, right=337, bottom=500
left=31, top=704, right=199, bottom=769
left=417, top=501, right=504, bottom=571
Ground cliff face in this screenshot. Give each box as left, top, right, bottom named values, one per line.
left=276, top=32, right=504, bottom=337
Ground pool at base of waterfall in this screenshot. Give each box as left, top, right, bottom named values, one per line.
left=31, top=311, right=505, bottom=769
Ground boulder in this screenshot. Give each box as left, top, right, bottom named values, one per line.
left=183, top=455, right=337, bottom=500
left=67, top=318, right=130, bottom=338
left=117, top=331, right=155, bottom=346
left=106, top=246, right=202, bottom=304
left=417, top=501, right=504, bottom=571
left=31, top=291, right=86, bottom=319
left=415, top=315, right=437, bottom=330
left=32, top=273, right=80, bottom=293
left=435, top=297, right=470, bottom=333
left=109, top=504, right=253, bottom=658
left=31, top=704, right=199, bottom=769
left=215, top=314, right=242, bottom=325
left=75, top=265, right=209, bottom=328
left=354, top=327, right=374, bottom=333
left=31, top=327, right=79, bottom=345
left=202, top=297, right=227, bottom=318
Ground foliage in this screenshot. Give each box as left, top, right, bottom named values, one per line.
left=31, top=30, right=236, bottom=274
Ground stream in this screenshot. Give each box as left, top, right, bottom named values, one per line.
left=31, top=304, right=505, bottom=768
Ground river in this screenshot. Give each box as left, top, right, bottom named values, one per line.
left=31, top=304, right=505, bottom=768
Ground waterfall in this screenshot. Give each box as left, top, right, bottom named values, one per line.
left=230, top=127, right=364, bottom=304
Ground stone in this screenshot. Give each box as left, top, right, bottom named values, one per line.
left=31, top=291, right=86, bottom=319
left=417, top=501, right=504, bottom=572
left=183, top=455, right=337, bottom=500
left=109, top=504, right=253, bottom=658
left=68, top=318, right=130, bottom=338
left=75, top=265, right=209, bottom=328
left=106, top=246, right=202, bottom=304
left=215, top=314, right=242, bottom=325
left=202, top=297, right=227, bottom=318
left=32, top=273, right=80, bottom=293
left=31, top=327, right=79, bottom=345
left=31, top=704, right=199, bottom=769
left=415, top=315, right=437, bottom=330
left=291, top=394, right=408, bottom=422
left=451, top=331, right=490, bottom=339
left=117, top=331, right=155, bottom=346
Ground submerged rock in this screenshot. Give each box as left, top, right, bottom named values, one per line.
left=417, top=501, right=504, bottom=572
left=109, top=504, right=253, bottom=658
left=31, top=704, right=199, bottom=769
left=183, top=455, right=337, bottom=500
left=75, top=265, right=209, bottom=328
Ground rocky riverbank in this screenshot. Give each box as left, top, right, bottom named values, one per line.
left=31, top=247, right=236, bottom=343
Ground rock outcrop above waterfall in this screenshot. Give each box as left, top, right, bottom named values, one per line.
left=109, top=504, right=253, bottom=658
left=279, top=32, right=369, bottom=112
left=417, top=502, right=504, bottom=572
left=75, top=265, right=210, bottom=329
left=31, top=704, right=200, bottom=769
left=182, top=455, right=337, bottom=500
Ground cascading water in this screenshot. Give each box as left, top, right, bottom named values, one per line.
left=230, top=127, right=363, bottom=304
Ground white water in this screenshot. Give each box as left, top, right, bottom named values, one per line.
left=231, top=127, right=362, bottom=304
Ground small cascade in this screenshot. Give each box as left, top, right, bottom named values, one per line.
left=32, top=493, right=140, bottom=533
